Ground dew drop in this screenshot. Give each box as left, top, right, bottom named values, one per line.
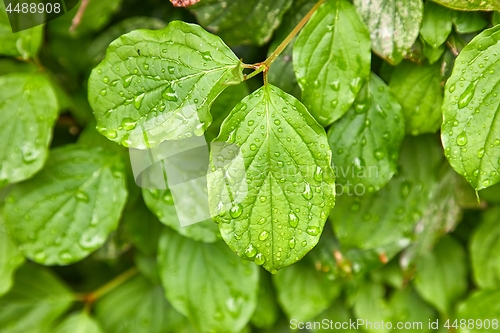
left=254, top=253, right=265, bottom=265
left=100, top=89, right=107, bottom=96
left=121, top=118, right=137, bottom=130
left=201, top=51, right=212, bottom=61
left=449, top=84, right=456, bottom=93
left=250, top=144, right=258, bottom=151
left=244, top=243, right=257, bottom=258
left=288, top=213, right=298, bottom=228
left=458, top=81, right=477, bottom=108
left=374, top=149, right=385, bottom=160
left=330, top=80, right=340, bottom=91
left=477, top=148, right=485, bottom=158
left=274, top=119, right=281, bottom=125
left=288, top=238, right=296, bottom=248
left=123, top=75, right=133, bottom=88
left=306, top=226, right=320, bottom=236
left=313, top=166, right=323, bottom=182
left=134, top=93, right=146, bottom=109
left=229, top=204, right=243, bottom=218
left=258, top=231, right=269, bottom=241
left=302, top=183, right=313, bottom=200
left=456, top=131, right=468, bottom=146
left=162, top=85, right=178, bottom=102
left=75, top=190, right=89, bottom=202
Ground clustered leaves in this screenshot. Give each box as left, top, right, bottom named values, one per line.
left=2, top=0, right=500, bottom=332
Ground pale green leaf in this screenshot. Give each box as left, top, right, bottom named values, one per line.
left=54, top=312, right=104, bottom=333
left=190, top=0, right=292, bottom=46
left=442, top=25, right=500, bottom=190
left=430, top=0, right=500, bottom=11
left=273, top=257, right=341, bottom=322
left=294, top=0, right=371, bottom=126
left=494, top=11, right=500, bottom=26
left=0, top=207, right=24, bottom=297
left=0, top=265, right=73, bottom=333
left=354, top=0, right=423, bottom=65
left=422, top=41, right=446, bottom=64
left=88, top=21, right=244, bottom=149
left=389, top=61, right=443, bottom=135
left=310, top=301, right=361, bottom=332
left=158, top=229, right=259, bottom=333
left=352, top=281, right=392, bottom=333
left=420, top=1, right=452, bottom=48
left=452, top=11, right=488, bottom=33
left=143, top=188, right=220, bottom=243
left=0, top=73, right=58, bottom=187
left=456, top=289, right=500, bottom=333
left=208, top=85, right=335, bottom=272
left=388, top=287, right=436, bottom=333
left=470, top=207, right=500, bottom=289
left=0, top=3, right=43, bottom=59
left=331, top=135, right=443, bottom=251
left=4, top=145, right=128, bottom=265
left=413, top=236, right=468, bottom=315
left=327, top=73, right=405, bottom=192
left=95, top=275, right=177, bottom=333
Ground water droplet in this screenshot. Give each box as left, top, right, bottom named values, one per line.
left=401, top=181, right=411, bottom=198
left=259, top=196, right=267, bottom=202
left=105, top=129, right=117, bottom=139
left=134, top=93, right=146, bottom=109
left=478, top=148, right=485, bottom=158
left=103, top=77, right=109, bottom=83
left=244, top=243, right=257, bottom=258
left=288, top=213, right=298, bottom=228
left=330, top=80, right=340, bottom=91
left=331, top=99, right=338, bottom=108
left=350, top=77, right=362, bottom=93
left=306, top=226, right=320, bottom=236
left=21, top=144, right=39, bottom=163
left=229, top=204, right=243, bottom=218
left=457, top=131, right=468, bottom=146
left=143, top=63, right=149, bottom=70
left=302, top=183, right=313, bottom=200
left=100, top=89, right=107, bottom=96
left=313, top=166, right=323, bottom=182
left=274, top=119, right=281, bottom=125
left=258, top=231, right=269, bottom=241
left=250, top=144, right=258, bottom=151
left=163, top=85, right=178, bottom=102
left=123, top=75, right=133, bottom=88
left=288, top=238, right=296, bottom=248
left=449, top=84, right=456, bottom=93
left=121, top=118, right=137, bottom=130
left=34, top=250, right=46, bottom=262
left=201, top=51, right=212, bottom=61
left=374, top=149, right=385, bottom=160
left=301, top=240, right=307, bottom=247
left=458, top=81, right=477, bottom=108
left=79, top=233, right=104, bottom=249
left=75, top=190, right=89, bottom=202
left=254, top=253, right=265, bottom=265
left=167, top=66, right=175, bottom=74
left=248, top=120, right=254, bottom=126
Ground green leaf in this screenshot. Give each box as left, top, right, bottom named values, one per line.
left=157, top=229, right=259, bottom=333
left=273, top=257, right=341, bottom=321
left=420, top=1, right=452, bottom=48
left=95, top=275, right=177, bottom=333
left=0, top=265, right=73, bottom=332
left=49, top=0, right=123, bottom=37
left=354, top=0, right=423, bottom=65
left=143, top=188, right=221, bottom=242
left=413, top=236, right=468, bottom=315
left=0, top=207, right=24, bottom=297
left=190, top=0, right=292, bottom=46
left=452, top=11, right=488, bottom=34
left=456, top=289, right=500, bottom=333
left=53, top=312, right=104, bottom=333
left=208, top=85, right=335, bottom=272
left=422, top=41, right=446, bottom=64
left=206, top=83, right=250, bottom=143
left=0, top=73, right=59, bottom=187
left=250, top=271, right=279, bottom=329
left=351, top=281, right=392, bottom=333
left=494, top=11, right=500, bottom=26
left=441, top=25, right=500, bottom=190
left=389, top=61, right=443, bottom=135
left=331, top=135, right=443, bottom=250
left=4, top=145, right=128, bottom=265
left=0, top=3, right=43, bottom=59
left=388, top=287, right=436, bottom=333
left=294, top=0, right=371, bottom=126
left=470, top=207, right=500, bottom=289
left=327, top=73, right=405, bottom=192
left=310, top=301, right=361, bottom=332
left=88, top=21, right=244, bottom=149
left=429, top=0, right=500, bottom=11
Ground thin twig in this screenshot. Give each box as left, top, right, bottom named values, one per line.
left=70, top=0, right=90, bottom=33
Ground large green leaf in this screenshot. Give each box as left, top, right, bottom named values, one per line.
left=250, top=271, right=279, bottom=329
left=389, top=61, right=443, bottom=135
left=4, top=145, right=128, bottom=265
left=441, top=25, right=500, bottom=190
left=158, top=229, right=259, bottom=333
left=327, top=73, right=405, bottom=192
left=0, top=207, right=24, bottom=297
left=0, top=73, right=58, bottom=188
left=354, top=0, right=423, bottom=65
left=456, top=289, right=500, bottom=333
left=330, top=135, right=443, bottom=251
left=430, top=0, right=500, bottom=11
left=388, top=287, right=436, bottom=333
left=190, top=0, right=292, bottom=46
left=0, top=265, right=73, bottom=333
left=413, top=236, right=468, bottom=315
left=294, top=0, right=371, bottom=126
left=88, top=21, right=244, bottom=149
left=53, top=312, right=104, bottom=333
left=452, top=11, right=488, bottom=34
left=0, top=3, right=43, bottom=59
left=95, top=275, right=178, bottom=333
left=351, top=281, right=392, bottom=333
left=420, top=1, right=452, bottom=48
left=273, top=257, right=341, bottom=322
left=208, top=85, right=335, bottom=272
left=470, top=207, right=500, bottom=289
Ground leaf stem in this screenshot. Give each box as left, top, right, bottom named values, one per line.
left=263, top=0, right=325, bottom=68
left=75, top=267, right=138, bottom=305
left=243, top=64, right=266, bottom=81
